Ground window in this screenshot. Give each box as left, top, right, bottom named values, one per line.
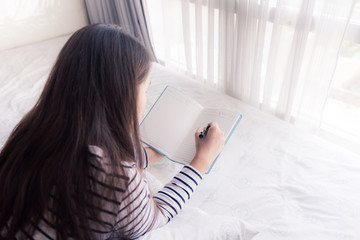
left=319, top=0, right=360, bottom=154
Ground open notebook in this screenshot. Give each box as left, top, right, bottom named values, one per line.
left=139, top=86, right=242, bottom=173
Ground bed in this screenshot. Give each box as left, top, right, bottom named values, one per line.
left=1, top=33, right=360, bottom=240
left=2, top=0, right=360, bottom=238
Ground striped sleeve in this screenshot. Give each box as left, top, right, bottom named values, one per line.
left=134, top=146, right=149, bottom=169
left=152, top=165, right=202, bottom=220
left=142, top=147, right=149, bottom=169
left=115, top=164, right=203, bottom=239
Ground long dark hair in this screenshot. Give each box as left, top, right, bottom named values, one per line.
left=0, top=24, right=151, bottom=239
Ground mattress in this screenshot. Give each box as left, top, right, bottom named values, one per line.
left=1, top=36, right=360, bottom=240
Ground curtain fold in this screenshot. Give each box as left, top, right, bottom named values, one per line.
left=85, top=0, right=157, bottom=61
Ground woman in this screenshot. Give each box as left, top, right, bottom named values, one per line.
left=0, top=24, right=225, bottom=240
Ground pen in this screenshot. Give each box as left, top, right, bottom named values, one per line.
left=199, top=125, right=210, bottom=139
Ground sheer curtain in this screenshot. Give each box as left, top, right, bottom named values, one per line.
left=85, top=0, right=157, bottom=60
left=145, top=0, right=357, bottom=149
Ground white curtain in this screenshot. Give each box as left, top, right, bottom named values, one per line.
left=145, top=0, right=355, bottom=131
left=85, top=0, right=157, bottom=61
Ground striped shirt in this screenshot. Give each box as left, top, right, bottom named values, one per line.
left=9, top=145, right=203, bottom=240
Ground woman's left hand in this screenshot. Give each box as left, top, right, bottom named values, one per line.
left=144, top=147, right=164, bottom=165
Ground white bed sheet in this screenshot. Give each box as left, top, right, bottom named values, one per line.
left=1, top=36, right=360, bottom=240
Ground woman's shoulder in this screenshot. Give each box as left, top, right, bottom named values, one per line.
left=88, top=145, right=104, bottom=157
left=88, top=145, right=137, bottom=173
left=87, top=145, right=141, bottom=198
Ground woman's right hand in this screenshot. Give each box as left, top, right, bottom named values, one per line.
left=190, top=122, right=225, bottom=174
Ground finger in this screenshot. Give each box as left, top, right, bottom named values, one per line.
left=196, top=126, right=203, bottom=133
left=195, top=127, right=204, bottom=138
left=208, top=121, right=219, bottom=128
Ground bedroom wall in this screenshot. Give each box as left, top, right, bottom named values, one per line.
left=0, top=0, right=89, bottom=51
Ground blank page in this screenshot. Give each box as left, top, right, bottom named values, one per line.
left=140, top=87, right=203, bottom=157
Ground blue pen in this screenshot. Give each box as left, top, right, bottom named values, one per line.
left=199, top=125, right=210, bottom=139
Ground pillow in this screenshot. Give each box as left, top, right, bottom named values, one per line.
left=140, top=206, right=259, bottom=240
